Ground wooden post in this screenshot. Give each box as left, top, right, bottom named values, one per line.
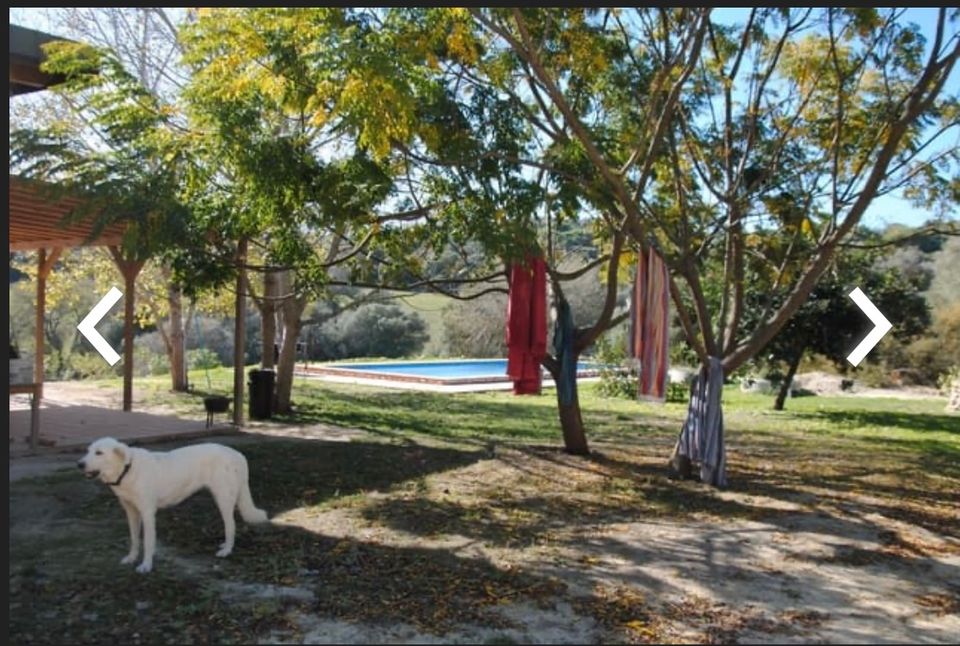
left=109, top=247, right=144, bottom=412
left=233, top=238, right=248, bottom=427
left=35, top=247, right=62, bottom=400
left=35, top=249, right=46, bottom=399
left=122, top=267, right=136, bottom=411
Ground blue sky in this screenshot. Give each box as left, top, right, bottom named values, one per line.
left=711, top=8, right=959, bottom=229
left=10, top=7, right=958, bottom=230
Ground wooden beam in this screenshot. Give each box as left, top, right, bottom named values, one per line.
left=233, top=238, right=248, bottom=427
left=9, top=58, right=64, bottom=90
left=9, top=235, right=124, bottom=252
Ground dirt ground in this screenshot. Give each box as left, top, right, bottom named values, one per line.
left=9, top=382, right=960, bottom=644
left=791, top=371, right=943, bottom=400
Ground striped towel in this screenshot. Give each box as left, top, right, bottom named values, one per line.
left=676, top=356, right=727, bottom=487
left=627, top=248, right=670, bottom=402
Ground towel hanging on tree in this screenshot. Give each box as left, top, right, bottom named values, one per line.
left=506, top=256, right=547, bottom=395
left=628, top=247, right=671, bottom=402
left=553, top=298, right=577, bottom=406
left=674, top=356, right=727, bottom=487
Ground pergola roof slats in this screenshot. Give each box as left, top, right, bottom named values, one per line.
left=8, top=175, right=127, bottom=251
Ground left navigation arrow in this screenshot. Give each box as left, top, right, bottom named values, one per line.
left=77, top=287, right=124, bottom=366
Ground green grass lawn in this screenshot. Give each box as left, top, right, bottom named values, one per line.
left=119, top=366, right=958, bottom=462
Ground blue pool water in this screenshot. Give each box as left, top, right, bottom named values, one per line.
left=325, top=359, right=596, bottom=380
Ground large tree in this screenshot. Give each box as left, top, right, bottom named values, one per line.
left=177, top=8, right=484, bottom=413
left=9, top=8, right=199, bottom=391
left=365, top=8, right=959, bottom=456
left=231, top=7, right=702, bottom=453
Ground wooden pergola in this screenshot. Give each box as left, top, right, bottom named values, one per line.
left=9, top=175, right=143, bottom=411
left=10, top=177, right=248, bottom=427
left=10, top=24, right=147, bottom=417
left=9, top=23, right=248, bottom=431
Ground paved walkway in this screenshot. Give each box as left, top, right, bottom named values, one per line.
left=9, top=397, right=234, bottom=456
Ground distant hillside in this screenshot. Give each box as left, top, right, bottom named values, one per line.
left=394, top=292, right=457, bottom=357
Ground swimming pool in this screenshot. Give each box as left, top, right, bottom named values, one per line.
left=300, top=358, right=599, bottom=387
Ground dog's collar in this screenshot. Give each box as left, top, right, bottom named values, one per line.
left=108, top=461, right=132, bottom=487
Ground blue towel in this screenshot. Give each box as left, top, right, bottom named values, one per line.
left=677, top=356, right=727, bottom=487
left=553, top=299, right=577, bottom=406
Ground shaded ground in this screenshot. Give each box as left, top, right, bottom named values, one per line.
left=9, top=377, right=960, bottom=644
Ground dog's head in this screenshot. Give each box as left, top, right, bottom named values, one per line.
left=78, top=437, right=129, bottom=483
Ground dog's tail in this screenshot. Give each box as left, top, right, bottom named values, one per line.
left=237, top=460, right=269, bottom=524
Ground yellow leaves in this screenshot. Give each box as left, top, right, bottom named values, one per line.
left=564, top=28, right=609, bottom=78
left=258, top=75, right=284, bottom=103
left=446, top=21, right=479, bottom=66
left=419, top=123, right=441, bottom=152
left=309, top=108, right=329, bottom=128
left=339, top=72, right=416, bottom=159
left=483, top=53, right=513, bottom=87
left=624, top=618, right=659, bottom=640
left=446, top=7, right=471, bottom=20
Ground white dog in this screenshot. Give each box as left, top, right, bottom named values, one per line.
left=78, top=437, right=268, bottom=573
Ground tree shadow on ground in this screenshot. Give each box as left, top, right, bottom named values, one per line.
left=8, top=434, right=567, bottom=644
left=582, top=446, right=960, bottom=540
left=11, top=430, right=959, bottom=644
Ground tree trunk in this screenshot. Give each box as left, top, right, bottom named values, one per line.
left=261, top=269, right=279, bottom=370
left=774, top=345, right=805, bottom=411
left=273, top=270, right=306, bottom=414
left=547, top=360, right=589, bottom=455
left=167, top=280, right=188, bottom=391
left=233, top=238, right=248, bottom=426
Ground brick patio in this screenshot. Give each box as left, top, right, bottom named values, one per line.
left=9, top=398, right=235, bottom=455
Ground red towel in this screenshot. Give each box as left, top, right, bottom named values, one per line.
left=628, top=248, right=670, bottom=401
left=506, top=256, right=547, bottom=395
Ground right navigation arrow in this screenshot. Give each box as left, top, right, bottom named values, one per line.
left=846, top=287, right=892, bottom=367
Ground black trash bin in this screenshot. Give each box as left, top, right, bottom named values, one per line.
left=248, top=368, right=276, bottom=419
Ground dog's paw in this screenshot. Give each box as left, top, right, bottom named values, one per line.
left=215, top=547, right=232, bottom=558
left=136, top=561, right=153, bottom=574
left=120, top=554, right=138, bottom=565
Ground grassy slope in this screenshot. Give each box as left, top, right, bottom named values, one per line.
left=391, top=291, right=456, bottom=357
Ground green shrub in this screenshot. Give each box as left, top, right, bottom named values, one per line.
left=938, top=365, right=960, bottom=396
left=133, top=345, right=169, bottom=377
left=188, top=347, right=222, bottom=370
left=441, top=294, right=507, bottom=358
left=319, top=303, right=428, bottom=359
left=594, top=333, right=637, bottom=399
left=69, top=352, right=119, bottom=380
left=666, top=380, right=690, bottom=404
